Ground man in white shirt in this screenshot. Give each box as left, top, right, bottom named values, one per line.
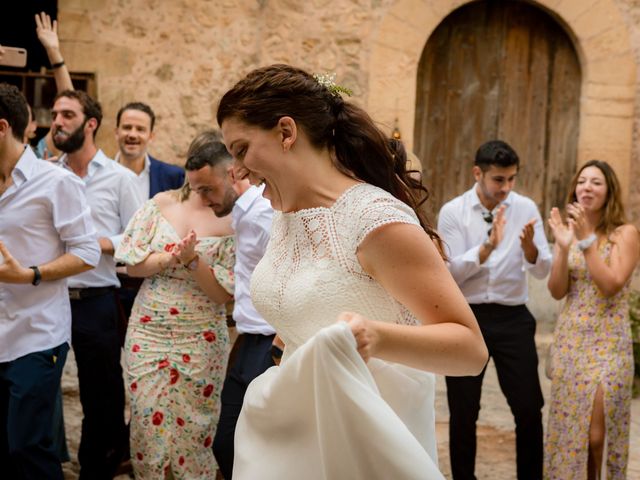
left=51, top=90, right=143, bottom=479
left=0, top=84, right=100, bottom=480
left=183, top=134, right=275, bottom=480
left=438, top=140, right=551, bottom=480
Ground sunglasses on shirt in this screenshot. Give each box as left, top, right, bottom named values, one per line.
left=482, top=211, right=493, bottom=236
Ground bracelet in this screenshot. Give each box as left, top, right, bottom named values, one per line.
left=184, top=255, right=199, bottom=271
left=482, top=239, right=494, bottom=251
left=51, top=60, right=65, bottom=69
left=29, top=266, right=42, bottom=286
left=271, top=344, right=283, bottom=359
left=577, top=233, right=597, bottom=251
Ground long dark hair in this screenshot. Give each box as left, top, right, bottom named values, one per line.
left=216, top=64, right=443, bottom=255
left=566, top=160, right=627, bottom=235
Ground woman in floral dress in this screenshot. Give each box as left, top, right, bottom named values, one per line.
left=545, top=160, right=639, bottom=479
left=115, top=136, right=235, bottom=479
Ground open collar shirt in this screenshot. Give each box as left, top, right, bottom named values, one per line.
left=60, top=149, right=143, bottom=288
left=115, top=151, right=151, bottom=199
left=437, top=185, right=551, bottom=305
left=0, top=147, right=100, bottom=362
left=232, top=185, right=276, bottom=335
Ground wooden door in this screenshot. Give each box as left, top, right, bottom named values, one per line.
left=414, top=0, right=581, bottom=220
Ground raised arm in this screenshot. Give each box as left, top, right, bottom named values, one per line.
left=350, top=223, right=488, bottom=377
left=35, top=12, right=73, bottom=91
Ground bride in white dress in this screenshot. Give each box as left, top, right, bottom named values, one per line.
left=216, top=64, right=488, bottom=479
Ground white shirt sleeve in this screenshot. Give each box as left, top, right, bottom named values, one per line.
left=438, top=203, right=484, bottom=283
left=109, top=173, right=144, bottom=251
left=51, top=173, right=101, bottom=267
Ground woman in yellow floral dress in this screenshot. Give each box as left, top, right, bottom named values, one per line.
left=115, top=136, right=235, bottom=479
left=545, top=160, right=639, bottom=479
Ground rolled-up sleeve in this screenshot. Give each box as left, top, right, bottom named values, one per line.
left=438, top=203, right=483, bottom=283
left=51, top=174, right=100, bottom=267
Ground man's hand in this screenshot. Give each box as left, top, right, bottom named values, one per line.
left=488, top=205, right=507, bottom=249
left=98, top=237, right=114, bottom=255
left=520, top=218, right=538, bottom=264
left=35, top=12, right=61, bottom=55
left=0, top=241, right=33, bottom=284
left=479, top=205, right=506, bottom=264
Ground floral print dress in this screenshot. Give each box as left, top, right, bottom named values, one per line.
left=115, top=199, right=234, bottom=479
left=544, top=240, right=633, bottom=479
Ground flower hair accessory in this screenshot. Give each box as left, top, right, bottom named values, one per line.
left=313, top=72, right=353, bottom=97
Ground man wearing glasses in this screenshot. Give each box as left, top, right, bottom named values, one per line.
left=438, top=140, right=551, bottom=480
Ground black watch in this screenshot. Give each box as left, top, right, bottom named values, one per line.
left=29, top=266, right=41, bottom=286
left=270, top=344, right=283, bottom=359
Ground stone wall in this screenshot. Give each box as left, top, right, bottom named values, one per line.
left=59, top=0, right=640, bottom=295
left=58, top=0, right=393, bottom=163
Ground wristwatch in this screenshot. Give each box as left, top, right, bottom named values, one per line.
left=29, top=266, right=42, bottom=286
left=577, top=233, right=597, bottom=251
left=184, top=255, right=199, bottom=271
left=271, top=344, right=283, bottom=360
left=482, top=239, right=495, bottom=251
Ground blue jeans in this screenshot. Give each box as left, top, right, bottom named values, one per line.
left=0, top=342, right=69, bottom=480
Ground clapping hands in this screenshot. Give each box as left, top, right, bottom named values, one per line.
left=548, top=202, right=595, bottom=252
left=172, top=230, right=200, bottom=265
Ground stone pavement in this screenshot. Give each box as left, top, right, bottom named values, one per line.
left=61, top=334, right=639, bottom=479
left=434, top=334, right=640, bottom=479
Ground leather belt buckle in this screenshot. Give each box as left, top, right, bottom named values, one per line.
left=68, top=288, right=82, bottom=300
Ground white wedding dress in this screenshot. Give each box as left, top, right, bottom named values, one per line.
left=234, top=183, right=444, bottom=479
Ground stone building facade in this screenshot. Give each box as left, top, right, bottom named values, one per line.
left=59, top=0, right=640, bottom=298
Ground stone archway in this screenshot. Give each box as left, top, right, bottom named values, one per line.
left=367, top=0, right=636, bottom=199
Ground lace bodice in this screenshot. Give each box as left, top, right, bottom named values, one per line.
left=251, top=183, right=422, bottom=356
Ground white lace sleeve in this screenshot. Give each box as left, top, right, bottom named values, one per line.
left=348, top=185, right=421, bottom=249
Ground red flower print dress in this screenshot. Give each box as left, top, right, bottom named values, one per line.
left=115, top=199, right=234, bottom=479
left=544, top=241, right=633, bottom=479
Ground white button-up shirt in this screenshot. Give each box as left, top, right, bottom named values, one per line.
left=60, top=150, right=143, bottom=288
left=438, top=185, right=551, bottom=305
left=232, top=186, right=275, bottom=335
left=115, top=152, right=151, bottom=199
left=0, top=147, right=100, bottom=362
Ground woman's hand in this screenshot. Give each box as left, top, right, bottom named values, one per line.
left=338, top=312, right=379, bottom=363
left=565, top=202, right=594, bottom=241
left=548, top=207, right=574, bottom=251
left=173, top=230, right=200, bottom=265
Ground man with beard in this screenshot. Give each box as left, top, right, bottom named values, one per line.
left=51, top=90, right=143, bottom=479
left=0, top=83, right=100, bottom=480
left=183, top=133, right=276, bottom=480
left=437, top=140, right=551, bottom=480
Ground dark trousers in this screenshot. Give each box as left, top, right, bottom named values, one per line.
left=446, top=303, right=544, bottom=480
left=71, top=291, right=126, bottom=480
left=213, top=333, right=275, bottom=479
left=0, top=342, right=69, bottom=480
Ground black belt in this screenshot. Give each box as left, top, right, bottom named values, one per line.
left=68, top=286, right=115, bottom=300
